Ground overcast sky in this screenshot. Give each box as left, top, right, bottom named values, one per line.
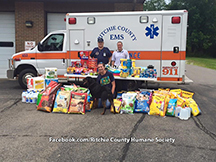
left=165, top=0, right=171, bottom=4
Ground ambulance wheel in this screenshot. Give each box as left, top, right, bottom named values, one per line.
left=18, top=69, right=37, bottom=89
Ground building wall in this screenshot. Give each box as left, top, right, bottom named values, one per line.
left=0, top=1, right=143, bottom=53
left=15, top=2, right=45, bottom=53
left=114, top=3, right=143, bottom=11
left=0, top=2, right=15, bottom=11
left=44, top=2, right=115, bottom=13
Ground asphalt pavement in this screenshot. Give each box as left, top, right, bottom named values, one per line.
left=0, top=64, right=216, bottom=162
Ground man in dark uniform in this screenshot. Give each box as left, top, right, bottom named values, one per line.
left=90, top=38, right=112, bottom=64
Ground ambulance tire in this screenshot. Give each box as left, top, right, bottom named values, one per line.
left=18, top=69, right=37, bottom=89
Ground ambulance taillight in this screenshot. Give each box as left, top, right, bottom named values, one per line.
left=171, top=61, right=176, bottom=66
left=68, top=18, right=76, bottom=24
left=172, top=17, right=181, bottom=24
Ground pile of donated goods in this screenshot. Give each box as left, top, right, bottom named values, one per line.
left=21, top=68, right=201, bottom=120
left=66, top=51, right=157, bottom=78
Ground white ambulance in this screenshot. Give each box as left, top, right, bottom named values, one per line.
left=7, top=10, right=191, bottom=88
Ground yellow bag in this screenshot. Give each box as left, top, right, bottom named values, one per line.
left=181, top=90, right=194, bottom=99
left=169, top=92, right=178, bottom=99
left=111, top=99, right=122, bottom=113
left=170, top=89, right=182, bottom=96
left=186, top=98, right=201, bottom=116
left=53, top=91, right=71, bottom=113
left=158, top=88, right=170, bottom=91
left=177, top=96, right=186, bottom=107
left=149, top=95, right=166, bottom=116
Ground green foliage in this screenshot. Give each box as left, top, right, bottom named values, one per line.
left=143, top=0, right=167, bottom=11
left=167, top=0, right=216, bottom=57
left=143, top=0, right=216, bottom=57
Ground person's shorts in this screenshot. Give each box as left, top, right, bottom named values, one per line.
left=98, top=98, right=111, bottom=108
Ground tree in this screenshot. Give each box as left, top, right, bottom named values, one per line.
left=167, top=0, right=216, bottom=57
left=143, top=0, right=167, bottom=11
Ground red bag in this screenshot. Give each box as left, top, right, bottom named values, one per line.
left=37, top=81, right=61, bottom=113
left=68, top=92, right=87, bottom=114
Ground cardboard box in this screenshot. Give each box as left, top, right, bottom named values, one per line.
left=27, top=77, right=45, bottom=90
left=45, top=68, right=57, bottom=79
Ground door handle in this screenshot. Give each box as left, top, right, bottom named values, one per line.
left=62, top=58, right=65, bottom=63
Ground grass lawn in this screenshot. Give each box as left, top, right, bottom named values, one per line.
left=186, top=57, right=216, bottom=70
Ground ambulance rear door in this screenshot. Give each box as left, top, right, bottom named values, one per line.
left=161, top=14, right=183, bottom=82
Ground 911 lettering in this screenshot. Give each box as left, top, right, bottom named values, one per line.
left=162, top=67, right=178, bottom=75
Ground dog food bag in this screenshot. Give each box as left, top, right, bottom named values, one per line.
left=185, top=98, right=201, bottom=116
left=68, top=92, right=87, bottom=114
left=158, top=88, right=170, bottom=91
left=134, top=91, right=151, bottom=113
left=120, top=93, right=137, bottom=114
left=116, top=91, right=127, bottom=99
left=177, top=96, right=186, bottom=107
left=64, top=84, right=78, bottom=92
left=181, top=90, right=194, bottom=99
left=85, top=91, right=92, bottom=112
left=166, top=99, right=177, bottom=116
left=170, top=89, right=182, bottom=96
left=37, top=94, right=56, bottom=112
left=75, top=87, right=88, bottom=93
left=149, top=95, right=166, bottom=116
left=85, top=101, right=93, bottom=112
left=53, top=90, right=71, bottom=113
left=36, top=90, right=44, bottom=106
left=45, top=78, right=58, bottom=88
left=111, top=99, right=122, bottom=113
left=169, top=92, right=178, bottom=99
left=37, top=81, right=61, bottom=113
left=134, top=99, right=149, bottom=113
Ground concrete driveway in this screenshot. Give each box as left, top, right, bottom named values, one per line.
left=0, top=64, right=216, bottom=162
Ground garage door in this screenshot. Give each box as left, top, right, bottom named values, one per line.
left=0, top=12, right=15, bottom=78
left=47, top=13, right=66, bottom=34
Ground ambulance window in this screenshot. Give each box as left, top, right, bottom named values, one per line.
left=42, top=34, right=64, bottom=51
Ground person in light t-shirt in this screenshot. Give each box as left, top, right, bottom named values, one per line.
left=112, top=41, right=129, bottom=91
left=111, top=41, right=130, bottom=68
